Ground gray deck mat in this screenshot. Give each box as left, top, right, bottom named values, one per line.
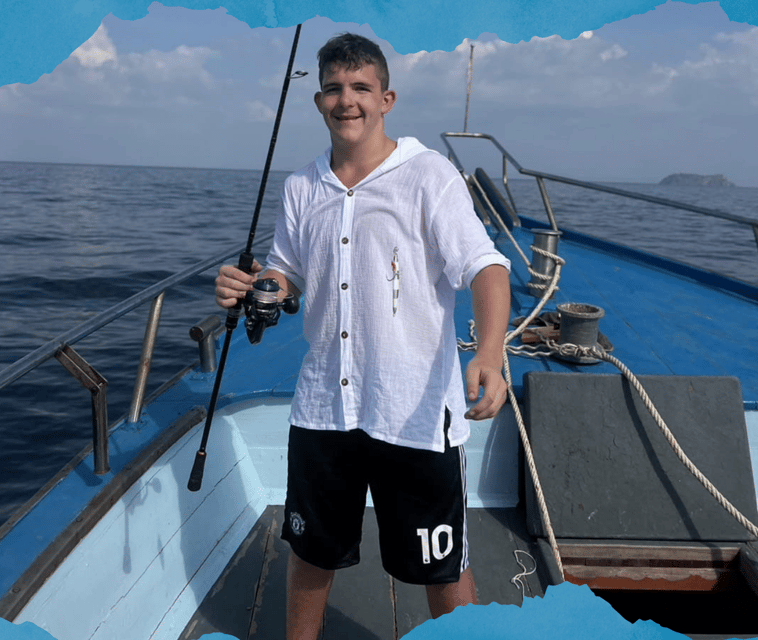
left=523, top=373, right=758, bottom=541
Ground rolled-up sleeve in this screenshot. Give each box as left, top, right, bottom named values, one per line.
left=429, top=171, right=510, bottom=291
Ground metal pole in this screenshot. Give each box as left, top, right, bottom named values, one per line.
left=464, top=43, right=474, bottom=133
left=55, top=345, right=110, bottom=474
left=536, top=176, right=560, bottom=231
left=190, top=315, right=222, bottom=373
left=128, top=292, right=165, bottom=424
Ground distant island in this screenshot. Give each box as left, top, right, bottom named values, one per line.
left=659, top=173, right=735, bottom=187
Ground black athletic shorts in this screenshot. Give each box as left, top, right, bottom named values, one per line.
left=281, top=411, right=469, bottom=585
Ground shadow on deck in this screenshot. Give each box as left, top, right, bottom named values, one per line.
left=179, top=506, right=548, bottom=640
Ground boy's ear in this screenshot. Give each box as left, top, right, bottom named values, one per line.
left=382, top=89, right=397, bottom=115
left=314, top=91, right=323, bottom=112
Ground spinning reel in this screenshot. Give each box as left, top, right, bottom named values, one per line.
left=243, top=278, right=300, bottom=345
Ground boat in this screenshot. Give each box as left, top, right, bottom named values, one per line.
left=1, top=128, right=758, bottom=640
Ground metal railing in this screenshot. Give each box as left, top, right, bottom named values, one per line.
left=0, top=239, right=268, bottom=474
left=441, top=131, right=758, bottom=253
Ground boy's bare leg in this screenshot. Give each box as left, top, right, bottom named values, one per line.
left=287, top=551, right=335, bottom=640
left=425, top=567, right=478, bottom=619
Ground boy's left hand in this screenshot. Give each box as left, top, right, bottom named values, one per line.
left=464, top=354, right=508, bottom=420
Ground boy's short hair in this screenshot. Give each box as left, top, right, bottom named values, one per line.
left=317, top=33, right=390, bottom=92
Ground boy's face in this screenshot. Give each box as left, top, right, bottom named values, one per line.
left=314, top=63, right=396, bottom=150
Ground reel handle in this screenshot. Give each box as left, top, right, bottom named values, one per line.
left=282, top=292, right=300, bottom=315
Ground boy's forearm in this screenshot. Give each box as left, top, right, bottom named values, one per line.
left=470, top=265, right=511, bottom=362
left=261, top=269, right=302, bottom=299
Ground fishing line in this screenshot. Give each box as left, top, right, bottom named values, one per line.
left=188, top=23, right=305, bottom=492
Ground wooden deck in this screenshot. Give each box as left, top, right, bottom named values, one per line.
left=179, top=506, right=548, bottom=640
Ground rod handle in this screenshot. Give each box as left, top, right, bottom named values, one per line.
left=224, top=251, right=256, bottom=332
left=187, top=449, right=207, bottom=492
left=238, top=251, right=255, bottom=274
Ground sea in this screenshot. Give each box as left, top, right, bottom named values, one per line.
left=1, top=160, right=757, bottom=527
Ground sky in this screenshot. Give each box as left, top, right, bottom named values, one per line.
left=0, top=1, right=756, bottom=186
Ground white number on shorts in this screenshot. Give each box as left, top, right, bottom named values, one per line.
left=416, top=525, right=454, bottom=564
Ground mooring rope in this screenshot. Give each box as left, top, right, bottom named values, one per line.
left=496, top=330, right=758, bottom=540
left=459, top=241, right=758, bottom=587
left=511, top=549, right=537, bottom=598
left=506, top=246, right=566, bottom=346
left=502, top=344, right=566, bottom=579
left=459, top=244, right=567, bottom=579
left=564, top=341, right=758, bottom=539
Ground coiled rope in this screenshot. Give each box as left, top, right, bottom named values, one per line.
left=459, top=239, right=758, bottom=586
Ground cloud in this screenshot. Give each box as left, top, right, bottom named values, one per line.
left=600, top=43, right=628, bottom=62
left=6, top=16, right=754, bottom=126
left=245, top=99, right=276, bottom=122
left=683, top=27, right=758, bottom=104
left=1, top=11, right=755, bottom=183
left=70, top=24, right=116, bottom=68
left=0, top=19, right=289, bottom=168
left=375, top=21, right=758, bottom=186
left=0, top=22, right=279, bottom=133
left=386, top=24, right=758, bottom=115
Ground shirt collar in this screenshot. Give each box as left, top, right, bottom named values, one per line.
left=315, top=137, right=427, bottom=190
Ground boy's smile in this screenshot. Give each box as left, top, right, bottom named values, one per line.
left=314, top=63, right=396, bottom=151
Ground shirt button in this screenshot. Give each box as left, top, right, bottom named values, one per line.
left=341, top=378, right=349, bottom=386
left=341, top=331, right=348, bottom=339
left=341, top=282, right=348, bottom=290
left=341, top=237, right=349, bottom=244
left=347, top=189, right=354, bottom=196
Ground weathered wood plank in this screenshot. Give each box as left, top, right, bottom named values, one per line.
left=558, top=541, right=740, bottom=563
left=392, top=576, right=432, bottom=638
left=566, top=565, right=723, bottom=586
left=178, top=506, right=276, bottom=640
left=322, top=508, right=396, bottom=640
left=247, top=507, right=288, bottom=639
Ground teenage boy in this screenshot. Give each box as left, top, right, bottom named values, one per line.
left=215, top=33, right=511, bottom=640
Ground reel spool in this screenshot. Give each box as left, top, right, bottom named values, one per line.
left=244, top=278, right=300, bottom=344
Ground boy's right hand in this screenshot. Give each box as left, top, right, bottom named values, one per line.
left=214, top=262, right=262, bottom=308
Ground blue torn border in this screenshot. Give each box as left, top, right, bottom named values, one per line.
left=0, top=0, right=757, bottom=638
left=1, top=0, right=757, bottom=86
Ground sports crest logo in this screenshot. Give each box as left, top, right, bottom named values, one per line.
left=290, top=511, right=306, bottom=535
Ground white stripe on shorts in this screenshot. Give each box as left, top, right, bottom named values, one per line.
left=458, top=444, right=469, bottom=574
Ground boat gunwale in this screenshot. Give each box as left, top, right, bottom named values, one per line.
left=441, top=131, right=758, bottom=230
left=0, top=360, right=201, bottom=544
left=0, top=236, right=271, bottom=392
left=0, top=405, right=206, bottom=621
left=520, top=216, right=758, bottom=301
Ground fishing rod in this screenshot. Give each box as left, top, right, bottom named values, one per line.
left=188, top=23, right=305, bottom=492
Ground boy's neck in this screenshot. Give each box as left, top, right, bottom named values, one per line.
left=330, top=135, right=397, bottom=189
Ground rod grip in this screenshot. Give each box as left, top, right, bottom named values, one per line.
left=187, top=450, right=207, bottom=492
left=238, top=252, right=254, bottom=274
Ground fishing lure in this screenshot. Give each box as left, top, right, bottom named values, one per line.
left=387, top=246, right=400, bottom=316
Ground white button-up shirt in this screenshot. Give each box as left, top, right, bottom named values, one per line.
left=266, top=137, right=510, bottom=452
